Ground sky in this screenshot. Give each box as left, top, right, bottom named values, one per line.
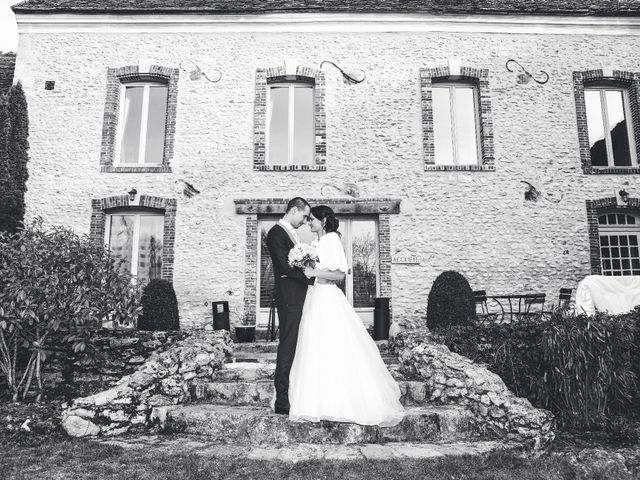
left=1, top=1, right=21, bottom=53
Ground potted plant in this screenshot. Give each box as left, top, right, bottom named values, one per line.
left=234, top=312, right=256, bottom=343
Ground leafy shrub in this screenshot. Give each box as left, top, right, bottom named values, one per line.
left=0, top=218, right=142, bottom=401
left=137, top=279, right=180, bottom=331
left=606, top=416, right=640, bottom=446
left=435, top=307, right=640, bottom=429
left=426, top=271, right=476, bottom=328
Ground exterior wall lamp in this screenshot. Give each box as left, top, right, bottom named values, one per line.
left=128, top=187, right=138, bottom=202
left=179, top=59, right=222, bottom=83
left=506, top=59, right=549, bottom=85
left=319, top=60, right=366, bottom=84
left=619, top=189, right=630, bottom=203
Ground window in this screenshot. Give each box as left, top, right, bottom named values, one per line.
left=585, top=87, right=636, bottom=168
left=598, top=212, right=640, bottom=276
left=257, top=217, right=379, bottom=326
left=267, top=81, right=315, bottom=165
left=432, top=83, right=481, bottom=165
left=105, top=211, right=165, bottom=284
left=116, top=82, right=168, bottom=165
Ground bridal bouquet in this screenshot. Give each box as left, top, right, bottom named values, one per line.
left=288, top=243, right=319, bottom=269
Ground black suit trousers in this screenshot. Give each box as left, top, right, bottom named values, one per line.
left=274, top=301, right=304, bottom=411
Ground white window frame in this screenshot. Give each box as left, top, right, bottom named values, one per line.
left=104, top=211, right=165, bottom=280
left=266, top=82, right=315, bottom=165
left=114, top=82, right=168, bottom=166
left=598, top=212, right=640, bottom=276
left=585, top=86, right=638, bottom=168
left=432, top=82, right=482, bottom=165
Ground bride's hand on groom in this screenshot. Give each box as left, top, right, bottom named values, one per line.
left=304, top=266, right=315, bottom=278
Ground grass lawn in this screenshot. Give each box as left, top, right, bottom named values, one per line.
left=1, top=435, right=635, bottom=480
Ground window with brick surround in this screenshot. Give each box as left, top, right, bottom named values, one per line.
left=597, top=212, right=640, bottom=276
left=254, top=67, right=326, bottom=171
left=574, top=70, right=640, bottom=174
left=420, top=67, right=494, bottom=171
left=100, top=65, right=179, bottom=173
left=90, top=195, right=177, bottom=282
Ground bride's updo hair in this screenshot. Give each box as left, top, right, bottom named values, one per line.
left=311, top=205, right=340, bottom=235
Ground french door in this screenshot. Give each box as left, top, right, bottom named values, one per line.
left=257, top=217, right=380, bottom=327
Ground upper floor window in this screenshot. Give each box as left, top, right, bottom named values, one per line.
left=100, top=65, right=178, bottom=173
left=598, top=212, right=640, bottom=276
left=105, top=210, right=165, bottom=284
left=267, top=81, right=315, bottom=165
left=432, top=82, right=481, bottom=166
left=585, top=86, right=636, bottom=168
left=254, top=67, right=326, bottom=171
left=420, top=66, right=494, bottom=171
left=117, top=82, right=168, bottom=165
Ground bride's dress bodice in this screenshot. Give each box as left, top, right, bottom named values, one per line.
left=314, top=232, right=348, bottom=273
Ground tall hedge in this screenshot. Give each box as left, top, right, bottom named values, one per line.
left=0, top=82, right=29, bottom=234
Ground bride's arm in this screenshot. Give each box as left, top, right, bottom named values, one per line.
left=304, top=266, right=345, bottom=281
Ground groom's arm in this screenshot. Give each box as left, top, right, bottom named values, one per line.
left=267, top=229, right=314, bottom=286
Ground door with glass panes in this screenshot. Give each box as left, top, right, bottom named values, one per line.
left=257, top=217, right=379, bottom=327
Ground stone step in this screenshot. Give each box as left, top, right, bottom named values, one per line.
left=97, top=434, right=513, bottom=462
left=190, top=380, right=430, bottom=407
left=228, top=351, right=399, bottom=365
left=214, top=361, right=407, bottom=382
left=155, top=404, right=478, bottom=446
left=233, top=340, right=390, bottom=354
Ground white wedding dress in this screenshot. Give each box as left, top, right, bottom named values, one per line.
left=288, top=232, right=405, bottom=427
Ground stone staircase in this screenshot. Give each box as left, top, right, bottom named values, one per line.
left=155, top=340, right=502, bottom=451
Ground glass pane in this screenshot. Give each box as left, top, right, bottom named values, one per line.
left=585, top=90, right=608, bottom=167
left=267, top=86, right=290, bottom=164
left=351, top=221, right=378, bottom=308
left=120, top=86, right=144, bottom=163
left=453, top=87, right=479, bottom=165
left=144, top=86, right=168, bottom=164
left=605, top=90, right=632, bottom=167
left=618, top=214, right=627, bottom=224
left=608, top=214, right=617, bottom=224
left=108, top=215, right=135, bottom=275
left=137, top=216, right=164, bottom=285
left=598, top=215, right=607, bottom=225
left=628, top=216, right=636, bottom=224
left=293, top=86, right=314, bottom=165
left=433, top=87, right=454, bottom=165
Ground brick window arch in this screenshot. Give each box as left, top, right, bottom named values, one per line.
left=254, top=65, right=326, bottom=171
left=90, top=194, right=177, bottom=281
left=100, top=65, right=179, bottom=173
left=574, top=70, right=640, bottom=174
left=420, top=66, right=495, bottom=171
left=586, top=196, right=640, bottom=275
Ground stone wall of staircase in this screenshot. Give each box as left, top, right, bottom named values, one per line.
left=390, top=329, right=555, bottom=449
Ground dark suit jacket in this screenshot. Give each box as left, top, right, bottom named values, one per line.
left=266, top=223, right=314, bottom=306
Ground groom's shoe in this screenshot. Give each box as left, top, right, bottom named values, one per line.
left=274, top=406, right=289, bottom=415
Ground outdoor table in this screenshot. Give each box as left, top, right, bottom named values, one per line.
left=487, top=294, right=546, bottom=322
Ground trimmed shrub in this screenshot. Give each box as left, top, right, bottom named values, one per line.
left=426, top=271, right=476, bottom=328
left=138, top=279, right=180, bottom=331
left=435, top=307, right=640, bottom=430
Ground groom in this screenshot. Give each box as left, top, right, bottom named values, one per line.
left=266, top=197, right=315, bottom=415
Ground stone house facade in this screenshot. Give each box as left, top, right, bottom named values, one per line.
left=11, top=0, right=640, bottom=329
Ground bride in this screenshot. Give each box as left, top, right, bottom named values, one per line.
left=288, top=205, right=405, bottom=427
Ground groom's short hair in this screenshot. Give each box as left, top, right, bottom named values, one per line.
left=286, top=197, right=310, bottom=213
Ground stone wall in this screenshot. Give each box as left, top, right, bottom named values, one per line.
left=390, top=329, right=556, bottom=449
left=43, top=329, right=189, bottom=397
left=61, top=328, right=232, bottom=437
left=13, top=22, right=640, bottom=329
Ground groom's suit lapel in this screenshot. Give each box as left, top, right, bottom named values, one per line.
left=276, top=222, right=297, bottom=247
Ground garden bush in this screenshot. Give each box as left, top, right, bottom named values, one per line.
left=137, top=279, right=180, bottom=331
left=426, top=271, right=476, bottom=328
left=0, top=218, right=142, bottom=401
left=434, top=307, right=640, bottom=430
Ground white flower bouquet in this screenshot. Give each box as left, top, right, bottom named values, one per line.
left=288, top=243, right=319, bottom=269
